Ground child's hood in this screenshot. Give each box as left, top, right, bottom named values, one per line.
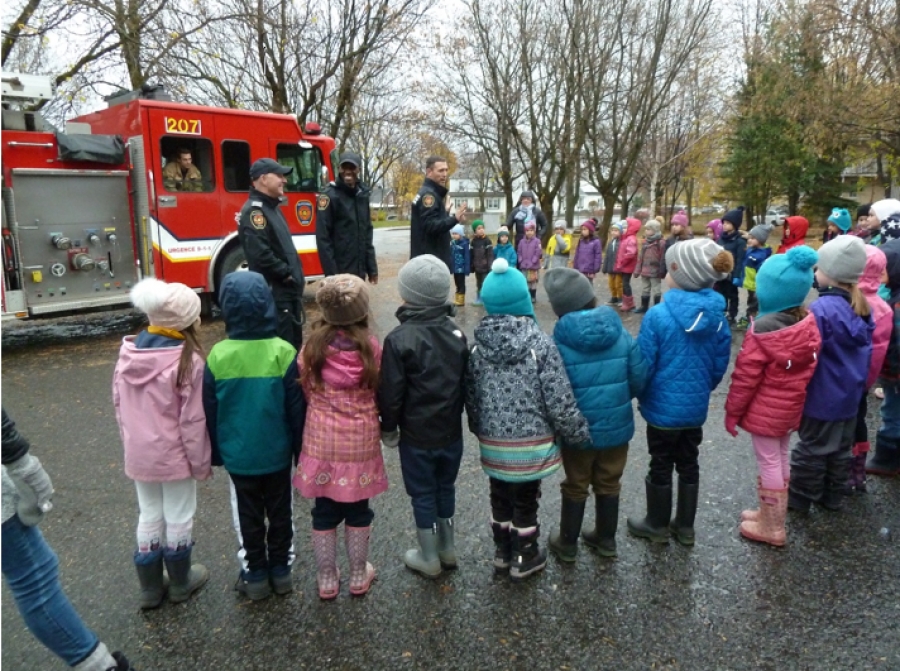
left=624, top=218, right=641, bottom=238
left=474, top=314, right=546, bottom=364
left=117, top=336, right=181, bottom=386
left=783, top=216, right=809, bottom=244
left=554, top=306, right=623, bottom=353
left=751, top=312, right=819, bottom=368
left=319, top=335, right=380, bottom=390
left=661, top=288, right=728, bottom=336
left=219, top=272, right=277, bottom=340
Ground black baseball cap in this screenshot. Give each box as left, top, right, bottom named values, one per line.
left=250, top=158, right=293, bottom=180
left=339, top=152, right=361, bottom=168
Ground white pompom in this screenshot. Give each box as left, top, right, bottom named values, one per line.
left=130, top=277, right=170, bottom=315
left=492, top=258, right=509, bottom=274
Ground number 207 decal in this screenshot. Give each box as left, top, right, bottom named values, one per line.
left=164, top=117, right=202, bottom=135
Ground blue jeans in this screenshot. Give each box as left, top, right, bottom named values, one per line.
left=1, top=515, right=100, bottom=666
left=398, top=439, right=463, bottom=528
left=879, top=386, right=900, bottom=438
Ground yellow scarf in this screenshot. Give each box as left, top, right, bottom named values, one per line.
left=147, top=326, right=186, bottom=340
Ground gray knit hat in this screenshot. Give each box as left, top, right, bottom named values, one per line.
left=544, top=268, right=595, bottom=317
left=399, top=254, right=451, bottom=306
left=644, top=220, right=661, bottom=234
left=816, top=235, right=867, bottom=285
left=665, top=239, right=733, bottom=291
left=748, top=224, right=771, bottom=244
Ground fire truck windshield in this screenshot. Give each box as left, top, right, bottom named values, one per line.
left=276, top=143, right=324, bottom=193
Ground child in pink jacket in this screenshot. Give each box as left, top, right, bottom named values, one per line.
left=614, top=217, right=641, bottom=312
left=294, top=274, right=387, bottom=599
left=113, top=278, right=211, bottom=609
left=848, top=246, right=893, bottom=491
left=724, top=247, right=821, bottom=547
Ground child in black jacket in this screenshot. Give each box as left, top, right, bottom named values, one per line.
left=378, top=254, right=470, bottom=579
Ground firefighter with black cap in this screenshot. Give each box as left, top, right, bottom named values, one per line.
left=410, top=155, right=467, bottom=271
left=315, top=151, right=378, bottom=283
left=238, top=157, right=305, bottom=348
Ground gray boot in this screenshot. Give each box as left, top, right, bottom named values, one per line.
left=134, top=549, right=167, bottom=609
left=437, top=518, right=457, bottom=570
left=404, top=525, right=442, bottom=579
left=163, top=546, right=209, bottom=604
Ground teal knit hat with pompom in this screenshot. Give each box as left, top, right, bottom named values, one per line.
left=755, top=245, right=818, bottom=316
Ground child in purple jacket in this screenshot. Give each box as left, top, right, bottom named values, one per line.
left=517, top=221, right=543, bottom=303
left=789, top=236, right=874, bottom=513
left=573, top=220, right=602, bottom=283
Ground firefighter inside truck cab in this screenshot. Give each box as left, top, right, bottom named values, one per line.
left=162, top=147, right=204, bottom=192
left=237, top=158, right=305, bottom=349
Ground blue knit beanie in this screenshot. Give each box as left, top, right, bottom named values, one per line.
left=827, top=207, right=852, bottom=233
left=451, top=223, right=465, bottom=236
left=481, top=258, right=535, bottom=319
left=755, top=245, right=818, bottom=316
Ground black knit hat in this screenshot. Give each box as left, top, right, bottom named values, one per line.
left=857, top=204, right=872, bottom=220
left=722, top=206, right=746, bottom=229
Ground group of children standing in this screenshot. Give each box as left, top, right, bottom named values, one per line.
left=111, top=197, right=900, bottom=609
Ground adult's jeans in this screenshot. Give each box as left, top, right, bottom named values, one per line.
left=1, top=515, right=100, bottom=666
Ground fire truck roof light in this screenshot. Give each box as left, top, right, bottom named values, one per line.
left=304, top=122, right=322, bottom=135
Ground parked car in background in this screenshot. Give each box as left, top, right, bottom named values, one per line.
left=753, top=208, right=786, bottom=227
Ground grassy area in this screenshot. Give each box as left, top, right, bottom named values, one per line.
left=373, top=219, right=410, bottom=229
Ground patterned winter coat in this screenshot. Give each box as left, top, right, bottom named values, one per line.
left=465, top=314, right=591, bottom=482
left=614, top=218, right=641, bottom=274
left=635, top=234, right=667, bottom=278
left=293, top=334, right=388, bottom=502
left=554, top=307, right=648, bottom=449
left=572, top=236, right=602, bottom=274
left=637, top=288, right=733, bottom=428
left=450, top=237, right=471, bottom=275
left=724, top=312, right=821, bottom=437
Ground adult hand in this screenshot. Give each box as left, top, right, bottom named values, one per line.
left=282, top=276, right=296, bottom=287
left=455, top=203, right=468, bottom=220
left=369, top=275, right=378, bottom=285
left=9, top=455, right=54, bottom=518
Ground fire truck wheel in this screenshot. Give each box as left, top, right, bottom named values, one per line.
left=214, top=245, right=249, bottom=305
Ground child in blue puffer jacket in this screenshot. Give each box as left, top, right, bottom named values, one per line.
left=544, top=268, right=648, bottom=561
left=627, top=239, right=734, bottom=546
left=450, top=224, right=470, bottom=306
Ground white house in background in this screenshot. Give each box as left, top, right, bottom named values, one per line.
left=841, top=160, right=900, bottom=204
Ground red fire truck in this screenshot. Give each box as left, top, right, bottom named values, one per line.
left=2, top=73, right=336, bottom=317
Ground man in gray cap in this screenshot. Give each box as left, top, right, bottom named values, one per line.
left=315, top=151, right=378, bottom=283
left=238, top=158, right=305, bottom=348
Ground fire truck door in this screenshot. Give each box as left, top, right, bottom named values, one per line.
left=148, top=109, right=220, bottom=287
left=270, top=140, right=326, bottom=278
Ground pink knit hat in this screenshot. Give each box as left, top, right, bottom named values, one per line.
left=130, top=278, right=201, bottom=331
left=580, top=220, right=596, bottom=234
left=671, top=210, right=689, bottom=227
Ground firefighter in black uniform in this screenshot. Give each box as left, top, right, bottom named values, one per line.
left=238, top=158, right=305, bottom=348
left=315, top=151, right=378, bottom=283
left=410, top=155, right=467, bottom=271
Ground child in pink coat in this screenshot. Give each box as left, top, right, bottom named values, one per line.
left=724, top=247, right=821, bottom=546
left=114, top=278, right=211, bottom=609
left=848, top=245, right=893, bottom=491
left=294, top=274, right=387, bottom=599
left=614, top=217, right=641, bottom=311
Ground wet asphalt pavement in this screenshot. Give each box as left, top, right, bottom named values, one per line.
left=2, top=228, right=899, bottom=670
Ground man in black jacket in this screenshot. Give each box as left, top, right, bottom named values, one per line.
left=316, top=151, right=378, bottom=283
left=378, top=255, right=469, bottom=579
left=410, top=155, right=467, bottom=270
left=238, top=158, right=305, bottom=348
left=506, top=190, right=548, bottom=247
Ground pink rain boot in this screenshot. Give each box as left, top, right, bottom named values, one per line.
left=311, top=529, right=340, bottom=600
left=345, top=525, right=376, bottom=596
left=740, top=487, right=787, bottom=547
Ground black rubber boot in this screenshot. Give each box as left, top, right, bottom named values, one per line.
left=509, top=525, right=547, bottom=581
left=653, top=294, right=662, bottom=305
left=491, top=521, right=512, bottom=572
left=669, top=479, right=699, bottom=546
left=632, top=295, right=650, bottom=314
left=548, top=497, right=586, bottom=563
left=134, top=550, right=167, bottom=609
left=627, top=478, right=672, bottom=543
left=866, top=434, right=900, bottom=476
left=582, top=495, right=619, bottom=557
left=163, top=547, right=209, bottom=604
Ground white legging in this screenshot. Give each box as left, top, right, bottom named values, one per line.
left=134, top=478, right=197, bottom=552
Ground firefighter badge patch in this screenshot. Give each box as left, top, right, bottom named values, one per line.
left=317, top=194, right=330, bottom=210
left=422, top=194, right=435, bottom=208
left=250, top=210, right=266, bottom=229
